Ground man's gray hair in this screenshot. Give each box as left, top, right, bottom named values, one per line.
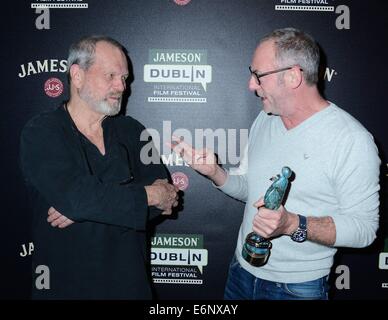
left=260, top=28, right=320, bottom=85
left=67, top=35, right=124, bottom=81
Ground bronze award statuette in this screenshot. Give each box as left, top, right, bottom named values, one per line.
left=242, top=167, right=292, bottom=267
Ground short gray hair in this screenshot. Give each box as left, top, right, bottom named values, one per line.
left=260, top=28, right=320, bottom=85
left=67, top=35, right=124, bottom=81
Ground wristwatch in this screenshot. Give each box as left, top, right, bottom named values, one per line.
left=290, top=214, right=307, bottom=242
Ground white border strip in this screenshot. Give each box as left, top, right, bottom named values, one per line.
left=153, top=279, right=203, bottom=284
left=31, top=3, right=88, bottom=9
left=148, top=97, right=207, bottom=103
left=275, top=5, right=334, bottom=12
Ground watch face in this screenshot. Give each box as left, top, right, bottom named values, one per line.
left=291, top=229, right=307, bottom=242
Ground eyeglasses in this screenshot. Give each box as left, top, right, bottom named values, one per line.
left=249, top=65, right=303, bottom=85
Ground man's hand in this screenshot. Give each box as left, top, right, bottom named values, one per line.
left=251, top=198, right=298, bottom=238
left=47, top=206, right=74, bottom=228
left=167, top=136, right=226, bottom=185
left=145, top=179, right=179, bottom=215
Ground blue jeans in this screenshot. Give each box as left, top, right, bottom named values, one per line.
left=224, top=255, right=329, bottom=300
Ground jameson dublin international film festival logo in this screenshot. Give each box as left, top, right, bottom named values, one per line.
left=151, top=234, right=208, bottom=284
left=31, top=1, right=88, bottom=30
left=275, top=0, right=336, bottom=11
left=144, top=49, right=212, bottom=103
left=274, top=1, right=350, bottom=30
left=31, top=0, right=88, bottom=9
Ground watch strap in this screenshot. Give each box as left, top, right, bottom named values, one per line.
left=298, top=214, right=307, bottom=230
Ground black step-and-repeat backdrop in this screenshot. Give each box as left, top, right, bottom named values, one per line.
left=2, top=0, right=387, bottom=300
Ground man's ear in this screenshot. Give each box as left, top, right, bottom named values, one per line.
left=69, top=64, right=84, bottom=89
left=287, top=67, right=303, bottom=89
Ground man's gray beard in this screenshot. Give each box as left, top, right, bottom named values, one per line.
left=79, top=88, right=121, bottom=116
left=92, top=98, right=121, bottom=116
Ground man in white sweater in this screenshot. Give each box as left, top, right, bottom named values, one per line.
left=171, top=28, right=380, bottom=300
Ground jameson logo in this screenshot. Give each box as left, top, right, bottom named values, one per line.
left=150, top=234, right=208, bottom=284
left=18, top=59, right=67, bottom=78
left=150, top=50, right=205, bottom=64
left=144, top=49, right=212, bottom=103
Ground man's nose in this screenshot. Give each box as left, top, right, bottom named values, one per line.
left=248, top=76, right=259, bottom=92
left=113, top=77, right=126, bottom=93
